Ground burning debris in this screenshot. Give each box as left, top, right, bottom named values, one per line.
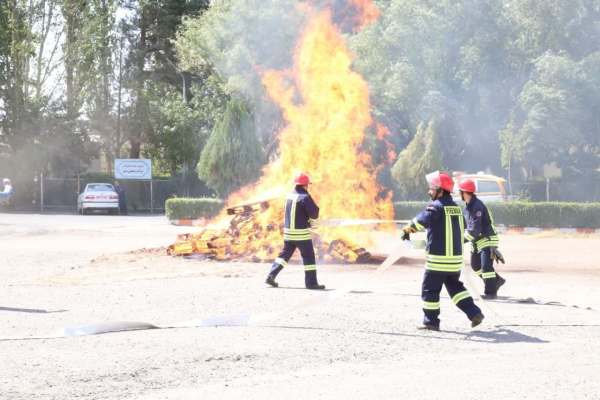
left=168, top=199, right=373, bottom=264
left=169, top=0, right=396, bottom=264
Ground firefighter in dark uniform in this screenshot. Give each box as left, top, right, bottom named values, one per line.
left=402, top=171, right=484, bottom=331
left=265, top=172, right=325, bottom=290
left=458, top=179, right=506, bottom=299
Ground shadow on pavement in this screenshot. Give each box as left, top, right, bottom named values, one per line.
left=373, top=327, right=548, bottom=344
left=0, top=306, right=68, bottom=314
left=258, top=324, right=548, bottom=344
left=482, top=296, right=596, bottom=311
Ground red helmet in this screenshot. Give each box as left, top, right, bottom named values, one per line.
left=426, top=171, right=454, bottom=192
left=294, top=172, right=310, bottom=186
left=458, top=179, right=476, bottom=193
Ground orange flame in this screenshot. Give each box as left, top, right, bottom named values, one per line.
left=212, top=1, right=393, bottom=251
left=350, top=0, right=381, bottom=29
left=376, top=123, right=398, bottom=164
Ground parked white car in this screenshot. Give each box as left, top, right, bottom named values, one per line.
left=453, top=172, right=512, bottom=202
left=77, top=183, right=119, bottom=215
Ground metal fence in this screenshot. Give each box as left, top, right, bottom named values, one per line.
left=33, top=175, right=214, bottom=213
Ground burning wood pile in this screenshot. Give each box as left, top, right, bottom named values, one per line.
left=168, top=1, right=396, bottom=264
left=167, top=199, right=373, bottom=264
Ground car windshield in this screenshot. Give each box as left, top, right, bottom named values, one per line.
left=477, top=180, right=500, bottom=193
left=87, top=184, right=114, bottom=192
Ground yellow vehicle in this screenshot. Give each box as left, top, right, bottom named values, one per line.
left=452, top=172, right=509, bottom=202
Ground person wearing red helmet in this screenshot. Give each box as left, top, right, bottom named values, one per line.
left=265, top=172, right=325, bottom=290
left=401, top=171, right=484, bottom=331
left=458, top=179, right=506, bottom=299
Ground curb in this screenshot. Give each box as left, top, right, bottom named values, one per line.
left=170, top=219, right=600, bottom=234
left=170, top=218, right=208, bottom=227
left=496, top=226, right=600, bottom=235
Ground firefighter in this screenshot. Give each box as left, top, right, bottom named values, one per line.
left=402, top=171, right=484, bottom=331
left=458, top=179, right=506, bottom=299
left=265, top=172, right=325, bottom=290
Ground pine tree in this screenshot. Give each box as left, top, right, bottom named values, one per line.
left=197, top=97, right=265, bottom=197
left=391, top=120, right=443, bottom=199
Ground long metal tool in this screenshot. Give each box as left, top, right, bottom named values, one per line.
left=318, top=218, right=410, bottom=227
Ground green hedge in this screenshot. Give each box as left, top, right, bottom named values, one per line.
left=394, top=201, right=600, bottom=228
left=165, top=197, right=224, bottom=220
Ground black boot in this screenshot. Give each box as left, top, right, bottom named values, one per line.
left=417, top=323, right=440, bottom=331
left=470, top=313, right=485, bottom=328
left=496, top=274, right=506, bottom=293
left=304, top=270, right=325, bottom=290
left=483, top=276, right=498, bottom=298
left=266, top=264, right=283, bottom=287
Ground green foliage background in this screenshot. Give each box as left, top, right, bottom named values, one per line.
left=196, top=97, right=265, bottom=196
left=165, top=197, right=224, bottom=220
left=394, top=201, right=600, bottom=228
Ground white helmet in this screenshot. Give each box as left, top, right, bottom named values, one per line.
left=2, top=178, right=10, bottom=184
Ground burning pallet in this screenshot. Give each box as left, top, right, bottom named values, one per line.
left=167, top=199, right=373, bottom=263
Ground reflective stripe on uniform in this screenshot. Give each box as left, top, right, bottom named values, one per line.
left=274, top=257, right=288, bottom=267
left=474, top=269, right=482, bottom=276
left=304, top=264, right=317, bottom=271
left=452, top=290, right=471, bottom=305
left=425, top=262, right=464, bottom=272
left=425, top=254, right=463, bottom=272
left=481, top=271, right=497, bottom=279
left=283, top=228, right=312, bottom=241
left=473, top=208, right=500, bottom=250
left=444, top=206, right=462, bottom=257
left=423, top=301, right=440, bottom=310
left=475, top=235, right=500, bottom=250
left=464, top=231, right=474, bottom=241
left=427, top=254, right=463, bottom=263
left=412, top=218, right=425, bottom=231
left=286, top=194, right=300, bottom=230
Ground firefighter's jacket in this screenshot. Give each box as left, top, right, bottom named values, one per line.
left=283, top=186, right=319, bottom=241
left=463, top=195, right=499, bottom=251
left=411, top=194, right=465, bottom=272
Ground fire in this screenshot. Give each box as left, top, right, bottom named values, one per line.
left=169, top=0, right=395, bottom=261
left=376, top=123, right=398, bottom=164
left=350, top=0, right=381, bottom=29
left=258, top=7, right=392, bottom=227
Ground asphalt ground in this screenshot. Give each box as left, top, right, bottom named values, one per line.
left=1, top=213, right=599, bottom=399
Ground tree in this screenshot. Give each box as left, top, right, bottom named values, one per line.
left=145, top=77, right=228, bottom=176
left=121, top=0, right=210, bottom=159
left=501, top=52, right=591, bottom=177
left=197, top=97, right=265, bottom=196
left=175, top=0, right=305, bottom=155
left=391, top=120, right=443, bottom=199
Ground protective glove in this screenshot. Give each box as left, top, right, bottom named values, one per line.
left=492, top=247, right=505, bottom=264
left=309, top=218, right=319, bottom=228
left=402, top=225, right=416, bottom=241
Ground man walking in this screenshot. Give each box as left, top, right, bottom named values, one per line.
left=458, top=179, right=506, bottom=299
left=402, top=171, right=484, bottom=330
left=265, top=172, right=325, bottom=290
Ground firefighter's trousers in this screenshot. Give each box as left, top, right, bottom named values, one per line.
left=470, top=247, right=498, bottom=295
left=273, top=240, right=317, bottom=271
left=269, top=240, right=321, bottom=287
left=421, top=270, right=481, bottom=327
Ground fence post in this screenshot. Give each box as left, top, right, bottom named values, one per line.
left=40, top=172, right=44, bottom=213
left=150, top=179, right=154, bottom=214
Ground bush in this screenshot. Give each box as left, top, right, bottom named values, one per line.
left=165, top=197, right=224, bottom=220
left=394, top=201, right=600, bottom=228
left=394, top=201, right=429, bottom=221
